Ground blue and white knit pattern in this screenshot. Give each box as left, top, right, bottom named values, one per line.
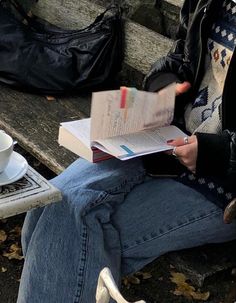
left=184, top=0, right=236, bottom=134
left=179, top=0, right=236, bottom=208
left=178, top=172, right=234, bottom=209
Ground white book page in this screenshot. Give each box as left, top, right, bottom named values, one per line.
left=93, top=125, right=186, bottom=160
left=90, top=83, right=176, bottom=141
left=60, top=118, right=91, bottom=147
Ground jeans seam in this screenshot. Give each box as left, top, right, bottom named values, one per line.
left=122, top=209, right=223, bottom=253
left=106, top=172, right=145, bottom=194
left=72, top=172, right=145, bottom=301
left=82, top=172, right=146, bottom=214
left=65, top=171, right=145, bottom=194
left=73, top=222, right=88, bottom=303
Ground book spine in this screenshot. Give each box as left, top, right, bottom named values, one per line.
left=92, top=147, right=113, bottom=162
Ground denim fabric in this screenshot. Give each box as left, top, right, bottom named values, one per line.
left=17, top=158, right=236, bottom=303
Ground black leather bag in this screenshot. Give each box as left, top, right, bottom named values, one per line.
left=0, top=0, right=123, bottom=94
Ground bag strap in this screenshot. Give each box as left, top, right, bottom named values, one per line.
left=92, top=4, right=122, bottom=25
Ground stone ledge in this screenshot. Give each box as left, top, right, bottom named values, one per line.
left=167, top=241, right=236, bottom=287
left=32, top=0, right=173, bottom=83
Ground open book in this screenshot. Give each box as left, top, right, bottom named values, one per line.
left=58, top=84, right=186, bottom=162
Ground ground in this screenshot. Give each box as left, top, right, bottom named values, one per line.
left=0, top=147, right=236, bottom=303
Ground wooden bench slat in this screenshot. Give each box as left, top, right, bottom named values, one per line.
left=0, top=85, right=91, bottom=174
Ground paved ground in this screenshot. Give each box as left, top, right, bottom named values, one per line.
left=0, top=147, right=236, bottom=303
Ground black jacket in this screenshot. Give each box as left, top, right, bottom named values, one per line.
left=144, top=0, right=236, bottom=191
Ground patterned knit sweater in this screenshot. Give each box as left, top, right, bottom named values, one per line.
left=178, top=0, right=236, bottom=209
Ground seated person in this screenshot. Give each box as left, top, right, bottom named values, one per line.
left=17, top=0, right=236, bottom=302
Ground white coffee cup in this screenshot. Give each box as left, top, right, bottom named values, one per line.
left=0, top=131, right=14, bottom=173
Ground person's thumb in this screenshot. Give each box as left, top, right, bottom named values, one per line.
left=176, top=81, right=191, bottom=96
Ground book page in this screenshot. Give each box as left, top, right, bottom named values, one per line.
left=93, top=125, right=186, bottom=160
left=90, top=83, right=176, bottom=141
left=60, top=118, right=91, bottom=148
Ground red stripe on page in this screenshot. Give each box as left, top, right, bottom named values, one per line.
left=120, top=87, right=127, bottom=108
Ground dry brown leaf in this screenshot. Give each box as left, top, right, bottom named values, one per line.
left=1, top=267, right=7, bottom=273
left=3, top=243, right=24, bottom=260
left=122, top=277, right=131, bottom=289
left=0, top=230, right=7, bottom=243
left=191, top=291, right=210, bottom=301
left=10, top=226, right=22, bottom=237
left=135, top=271, right=152, bottom=280
left=126, top=275, right=140, bottom=285
left=122, top=275, right=140, bottom=289
left=46, top=96, right=56, bottom=101
left=122, top=271, right=152, bottom=289
left=170, top=272, right=210, bottom=301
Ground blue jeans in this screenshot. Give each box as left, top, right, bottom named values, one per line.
left=17, top=158, right=236, bottom=303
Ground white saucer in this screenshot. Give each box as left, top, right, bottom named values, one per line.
left=0, top=152, right=28, bottom=186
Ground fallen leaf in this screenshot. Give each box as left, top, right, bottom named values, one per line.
left=170, top=272, right=210, bottom=301
left=10, top=226, right=22, bottom=237
left=135, top=271, right=152, bottom=280
left=1, top=267, right=7, bottom=273
left=122, top=275, right=140, bottom=289
left=126, top=275, right=140, bottom=284
left=0, top=230, right=7, bottom=243
left=3, top=243, right=24, bottom=260
left=122, top=271, right=152, bottom=289
left=122, top=279, right=131, bottom=289
left=46, top=96, right=56, bottom=101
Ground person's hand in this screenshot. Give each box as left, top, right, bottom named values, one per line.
left=167, top=135, right=198, bottom=173
left=176, top=81, right=191, bottom=96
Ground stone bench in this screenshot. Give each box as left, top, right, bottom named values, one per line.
left=91, top=0, right=183, bottom=39
left=32, top=0, right=173, bottom=87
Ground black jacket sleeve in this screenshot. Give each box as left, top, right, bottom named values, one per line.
left=196, top=131, right=236, bottom=187
left=143, top=0, right=200, bottom=92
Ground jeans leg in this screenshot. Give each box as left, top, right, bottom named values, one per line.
left=21, top=207, right=45, bottom=256
left=17, top=158, right=146, bottom=303
left=112, top=177, right=236, bottom=276
left=18, top=158, right=236, bottom=303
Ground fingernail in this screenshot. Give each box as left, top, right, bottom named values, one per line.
left=167, top=139, right=174, bottom=143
